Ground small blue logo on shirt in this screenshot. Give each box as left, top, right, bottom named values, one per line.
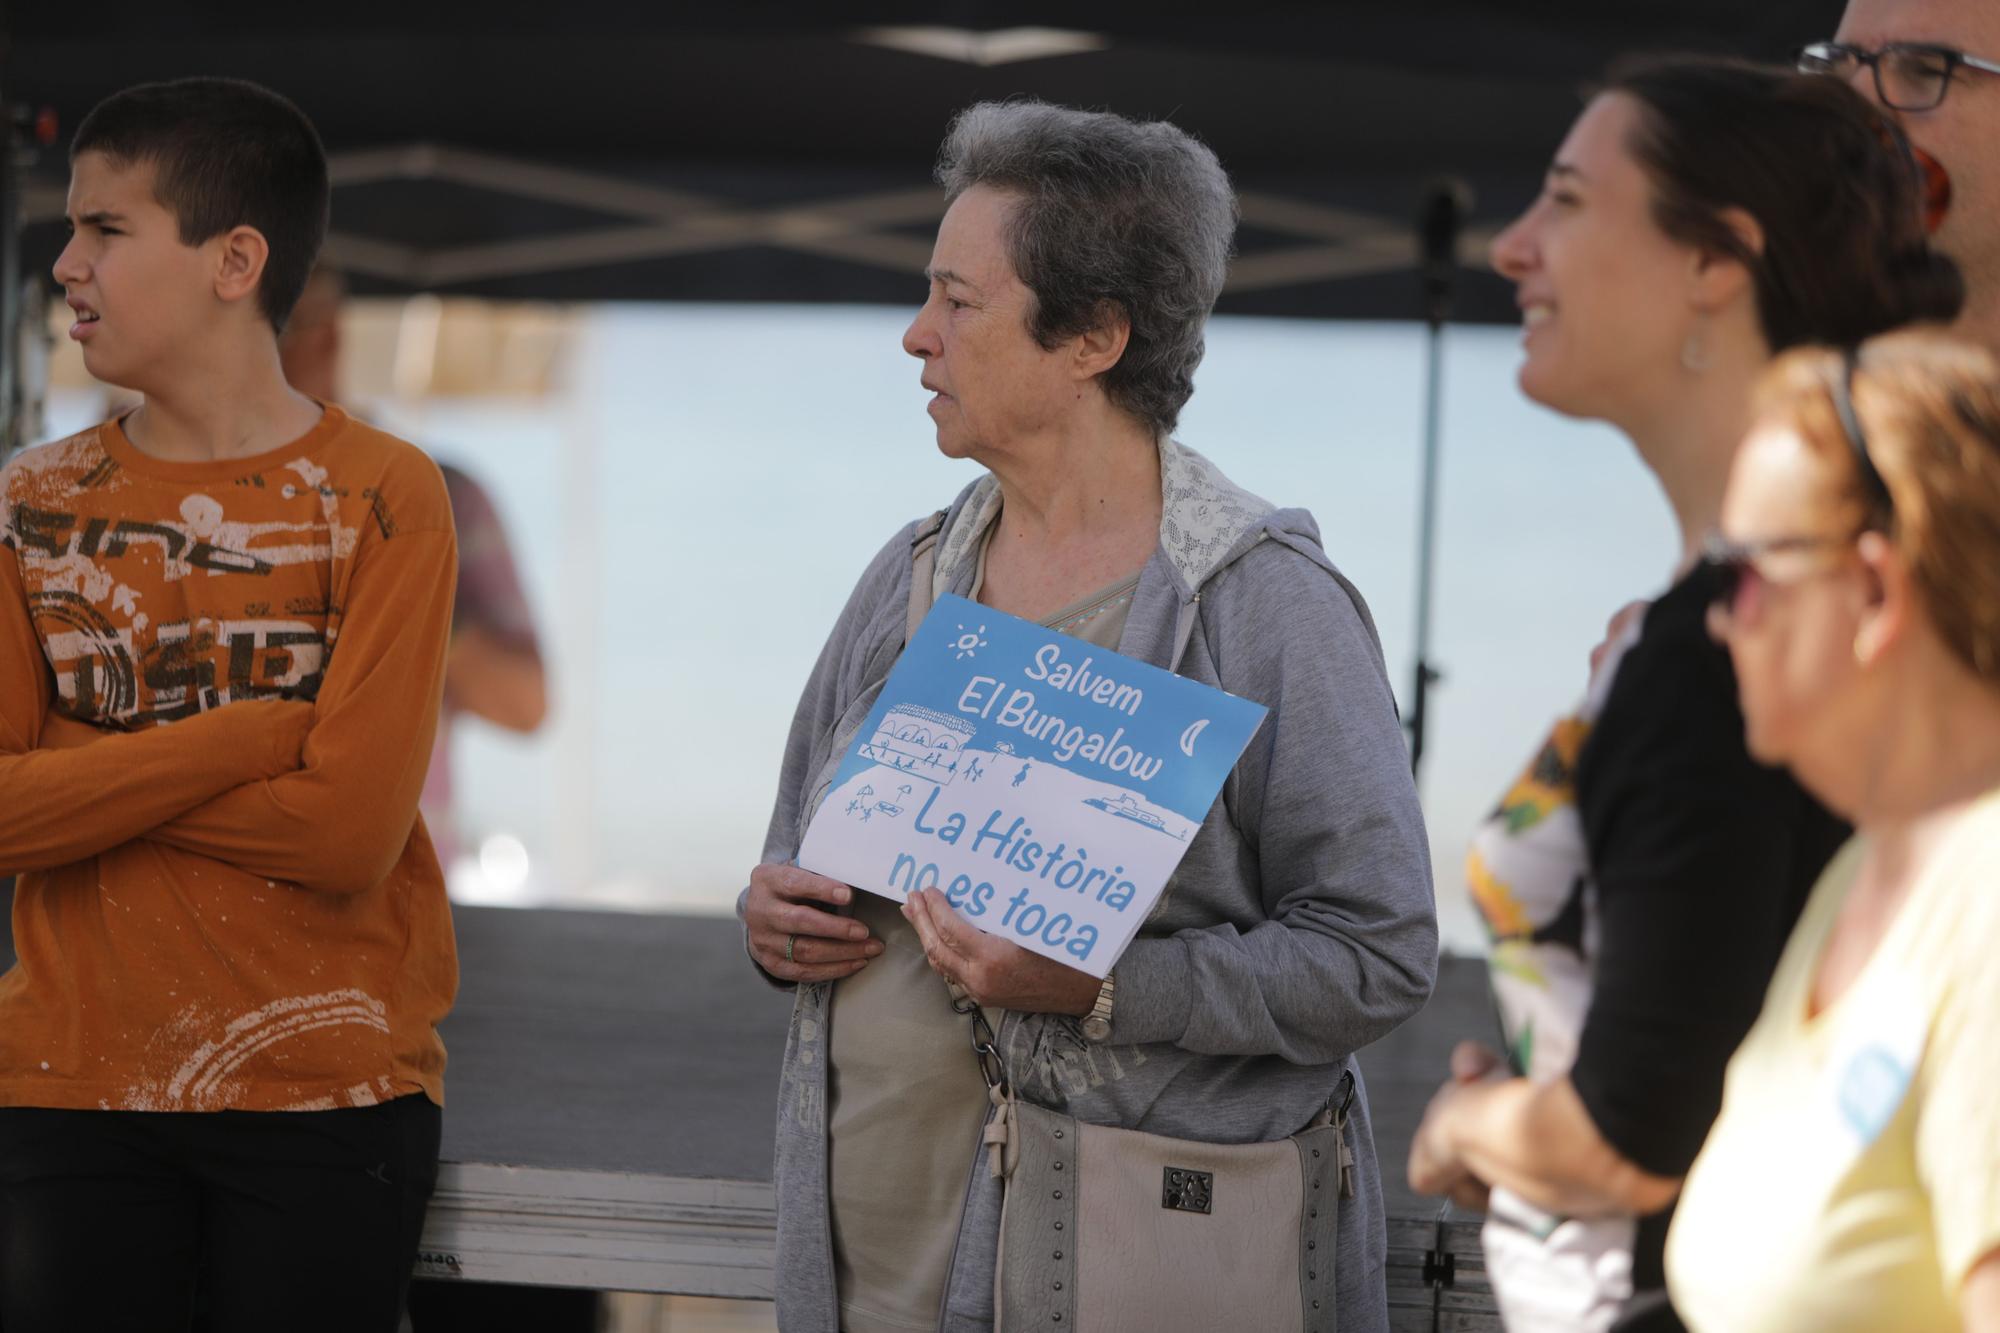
left=1837, top=1044, right=1912, bottom=1145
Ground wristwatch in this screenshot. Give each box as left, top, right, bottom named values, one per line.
left=1080, top=971, right=1116, bottom=1042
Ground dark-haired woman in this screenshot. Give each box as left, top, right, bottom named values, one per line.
left=1408, top=56, right=1962, bottom=1331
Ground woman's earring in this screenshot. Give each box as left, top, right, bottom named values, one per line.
left=1681, top=319, right=1710, bottom=373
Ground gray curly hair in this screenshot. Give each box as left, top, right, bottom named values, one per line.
left=935, top=101, right=1237, bottom=437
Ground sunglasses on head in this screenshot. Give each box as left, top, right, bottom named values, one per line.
left=1705, top=350, right=1893, bottom=623
left=1832, top=348, right=1896, bottom=518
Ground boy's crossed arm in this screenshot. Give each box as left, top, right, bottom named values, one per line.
left=144, top=527, right=457, bottom=895
left=12, top=526, right=457, bottom=896
left=4, top=704, right=311, bottom=874
left=0, top=553, right=313, bottom=874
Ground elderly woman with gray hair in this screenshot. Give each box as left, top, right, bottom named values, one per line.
left=740, top=100, right=1437, bottom=1333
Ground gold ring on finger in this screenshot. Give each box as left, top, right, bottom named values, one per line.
left=786, top=933, right=798, bottom=964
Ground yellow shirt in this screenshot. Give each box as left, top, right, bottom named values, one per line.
left=1666, top=790, right=2000, bottom=1331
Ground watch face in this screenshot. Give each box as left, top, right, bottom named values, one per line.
left=1082, top=1016, right=1111, bottom=1042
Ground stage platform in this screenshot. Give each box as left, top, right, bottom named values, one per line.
left=0, top=891, right=1500, bottom=1328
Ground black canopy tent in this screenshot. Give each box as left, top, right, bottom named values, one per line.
left=0, top=0, right=1848, bottom=775
left=6, top=1, right=1842, bottom=320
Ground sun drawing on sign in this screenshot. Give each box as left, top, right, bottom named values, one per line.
left=950, top=624, right=989, bottom=660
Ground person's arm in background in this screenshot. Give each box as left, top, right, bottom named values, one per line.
left=0, top=506, right=310, bottom=876
left=445, top=624, right=544, bottom=732
left=1409, top=1042, right=1681, bottom=1217
left=439, top=464, right=545, bottom=733
left=1413, top=618, right=1821, bottom=1217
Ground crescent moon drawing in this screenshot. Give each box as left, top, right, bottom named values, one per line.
left=1179, top=718, right=1210, bottom=757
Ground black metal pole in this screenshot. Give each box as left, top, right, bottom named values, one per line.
left=1, top=57, right=19, bottom=461
left=2, top=86, right=56, bottom=464
left=1407, top=179, right=1468, bottom=780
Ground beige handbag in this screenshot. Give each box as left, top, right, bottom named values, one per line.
left=903, top=513, right=1357, bottom=1332
left=983, top=1055, right=1354, bottom=1333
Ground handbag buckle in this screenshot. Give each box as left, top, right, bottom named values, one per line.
left=951, top=987, right=1007, bottom=1090
left=1162, top=1167, right=1214, bottom=1214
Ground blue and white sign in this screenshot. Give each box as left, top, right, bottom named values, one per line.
left=797, top=594, right=1267, bottom=977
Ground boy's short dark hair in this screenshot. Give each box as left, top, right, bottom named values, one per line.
left=72, top=77, right=329, bottom=334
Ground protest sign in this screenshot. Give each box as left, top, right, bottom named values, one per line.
left=796, top=594, right=1266, bottom=977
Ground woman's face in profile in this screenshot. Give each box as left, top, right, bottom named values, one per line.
left=902, top=184, right=1074, bottom=462
left=1712, top=419, right=1867, bottom=775
left=1488, top=93, right=1706, bottom=425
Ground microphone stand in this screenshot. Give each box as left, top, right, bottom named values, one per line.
left=1407, top=180, right=1468, bottom=781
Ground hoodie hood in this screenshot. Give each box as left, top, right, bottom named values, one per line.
left=930, top=435, right=1299, bottom=609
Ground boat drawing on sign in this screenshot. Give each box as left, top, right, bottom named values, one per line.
left=1082, top=792, right=1187, bottom=840
left=856, top=705, right=976, bottom=785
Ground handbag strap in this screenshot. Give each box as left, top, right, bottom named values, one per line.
left=905, top=507, right=1018, bottom=1153
left=903, top=511, right=992, bottom=1056
left=906, top=507, right=949, bottom=645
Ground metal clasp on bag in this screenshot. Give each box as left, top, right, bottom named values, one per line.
left=950, top=983, right=1007, bottom=1091
left=1333, top=1070, right=1357, bottom=1199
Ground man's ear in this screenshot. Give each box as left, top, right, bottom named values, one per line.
left=1689, top=206, right=1764, bottom=312
left=213, top=225, right=271, bottom=312
left=1072, top=300, right=1131, bottom=382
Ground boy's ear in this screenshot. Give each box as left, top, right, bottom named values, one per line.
left=212, top=225, right=271, bottom=312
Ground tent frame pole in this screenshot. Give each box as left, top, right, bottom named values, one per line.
left=1406, top=180, right=1465, bottom=781
left=1407, top=316, right=1445, bottom=778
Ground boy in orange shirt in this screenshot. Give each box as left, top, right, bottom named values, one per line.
left=0, top=78, right=458, bottom=1332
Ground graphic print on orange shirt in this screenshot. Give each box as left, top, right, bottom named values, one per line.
left=0, top=406, right=459, bottom=1113
left=9, top=448, right=407, bottom=725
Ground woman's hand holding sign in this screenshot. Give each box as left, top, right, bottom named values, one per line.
left=746, top=863, right=884, bottom=983
left=903, top=887, right=1100, bottom=1015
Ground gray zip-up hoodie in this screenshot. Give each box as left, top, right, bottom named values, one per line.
left=750, top=438, right=1438, bottom=1331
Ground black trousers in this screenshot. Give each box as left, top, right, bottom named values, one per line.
left=0, top=1094, right=440, bottom=1333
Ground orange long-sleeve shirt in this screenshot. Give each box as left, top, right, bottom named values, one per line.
left=0, top=405, right=459, bottom=1111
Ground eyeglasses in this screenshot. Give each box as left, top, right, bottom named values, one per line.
left=1701, top=532, right=1860, bottom=628
left=1798, top=40, right=2000, bottom=111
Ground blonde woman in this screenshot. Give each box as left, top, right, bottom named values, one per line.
left=1670, top=333, right=2000, bottom=1330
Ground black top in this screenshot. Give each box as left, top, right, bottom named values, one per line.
left=1570, top=565, right=1849, bottom=1308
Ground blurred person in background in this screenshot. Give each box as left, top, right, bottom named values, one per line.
left=1669, top=333, right=2000, bottom=1331
left=281, top=268, right=547, bottom=874
left=1820, top=0, right=2000, bottom=355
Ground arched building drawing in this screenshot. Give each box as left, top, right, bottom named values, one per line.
left=858, top=705, right=976, bottom=784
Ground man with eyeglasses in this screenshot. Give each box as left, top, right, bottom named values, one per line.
left=1811, top=0, right=2000, bottom=354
